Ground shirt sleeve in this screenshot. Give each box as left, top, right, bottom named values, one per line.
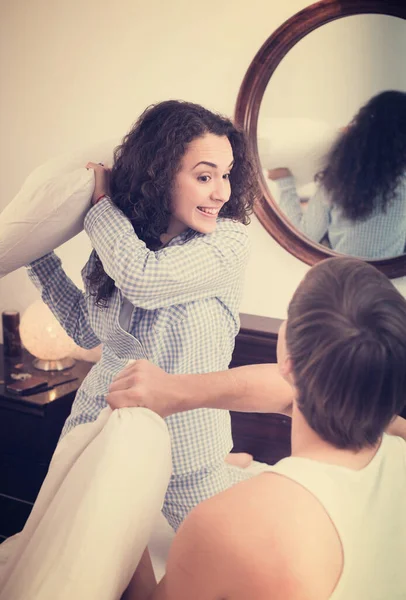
left=84, top=198, right=250, bottom=310
left=27, top=252, right=101, bottom=349
left=277, top=176, right=331, bottom=243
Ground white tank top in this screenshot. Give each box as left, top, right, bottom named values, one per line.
left=268, top=434, right=406, bottom=599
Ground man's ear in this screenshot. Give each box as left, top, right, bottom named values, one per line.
left=279, top=355, right=294, bottom=383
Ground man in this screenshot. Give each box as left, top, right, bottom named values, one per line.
left=112, top=257, right=406, bottom=599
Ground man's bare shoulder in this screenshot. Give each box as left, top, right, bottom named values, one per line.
left=188, top=470, right=343, bottom=599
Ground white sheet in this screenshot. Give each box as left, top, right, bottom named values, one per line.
left=0, top=407, right=172, bottom=600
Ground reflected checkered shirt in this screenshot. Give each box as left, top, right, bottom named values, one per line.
left=27, top=198, right=250, bottom=476
left=278, top=174, right=406, bottom=259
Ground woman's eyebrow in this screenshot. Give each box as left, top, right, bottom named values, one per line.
left=192, top=160, right=234, bottom=169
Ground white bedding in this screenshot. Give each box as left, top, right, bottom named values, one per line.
left=0, top=407, right=172, bottom=600
left=0, top=412, right=267, bottom=596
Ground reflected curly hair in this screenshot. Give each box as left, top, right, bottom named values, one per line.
left=317, top=90, right=406, bottom=221
left=87, top=100, right=258, bottom=306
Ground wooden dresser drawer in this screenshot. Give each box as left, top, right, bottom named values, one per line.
left=0, top=493, right=33, bottom=539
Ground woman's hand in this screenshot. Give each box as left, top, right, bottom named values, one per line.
left=86, top=161, right=111, bottom=205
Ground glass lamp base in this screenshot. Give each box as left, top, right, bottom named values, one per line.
left=33, top=357, right=76, bottom=372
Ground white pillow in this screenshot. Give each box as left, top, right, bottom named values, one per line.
left=0, top=407, right=172, bottom=600
left=0, top=138, right=119, bottom=279
left=257, top=117, right=338, bottom=186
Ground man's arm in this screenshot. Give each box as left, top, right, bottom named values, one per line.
left=149, top=508, right=230, bottom=600
left=120, top=506, right=233, bottom=600
left=145, top=488, right=277, bottom=600
left=386, top=415, right=406, bottom=440
left=107, top=360, right=294, bottom=417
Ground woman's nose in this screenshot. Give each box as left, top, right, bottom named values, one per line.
left=211, top=179, right=230, bottom=203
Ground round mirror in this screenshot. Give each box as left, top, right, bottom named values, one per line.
left=235, top=0, right=406, bottom=277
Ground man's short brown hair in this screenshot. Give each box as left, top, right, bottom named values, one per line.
left=286, top=257, right=406, bottom=450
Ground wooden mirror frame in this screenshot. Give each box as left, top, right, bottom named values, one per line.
left=235, top=0, right=406, bottom=278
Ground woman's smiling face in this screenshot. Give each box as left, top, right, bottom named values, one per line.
left=166, top=133, right=234, bottom=239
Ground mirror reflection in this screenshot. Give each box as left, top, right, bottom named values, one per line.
left=258, top=14, right=406, bottom=260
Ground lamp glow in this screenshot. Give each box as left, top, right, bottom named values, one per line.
left=20, top=300, right=76, bottom=371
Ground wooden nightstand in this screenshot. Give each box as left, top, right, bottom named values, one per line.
left=0, top=345, right=92, bottom=541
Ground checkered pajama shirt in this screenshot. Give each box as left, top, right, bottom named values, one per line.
left=27, top=198, right=255, bottom=529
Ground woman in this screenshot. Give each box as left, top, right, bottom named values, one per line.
left=269, top=90, right=406, bottom=259
left=26, top=100, right=258, bottom=530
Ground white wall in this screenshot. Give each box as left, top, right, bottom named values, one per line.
left=261, top=14, right=406, bottom=125
left=1, top=0, right=405, bottom=334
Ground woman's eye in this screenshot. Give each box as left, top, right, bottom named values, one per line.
left=223, top=173, right=230, bottom=180
left=198, top=175, right=211, bottom=182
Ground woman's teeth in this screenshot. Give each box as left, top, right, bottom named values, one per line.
left=197, top=207, right=218, bottom=215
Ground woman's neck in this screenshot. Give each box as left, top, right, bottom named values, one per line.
left=159, top=232, right=176, bottom=247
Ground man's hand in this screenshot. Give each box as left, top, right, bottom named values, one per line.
left=107, top=360, right=183, bottom=418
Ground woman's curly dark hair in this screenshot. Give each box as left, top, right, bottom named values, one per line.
left=317, top=90, right=406, bottom=221
left=87, top=100, right=259, bottom=306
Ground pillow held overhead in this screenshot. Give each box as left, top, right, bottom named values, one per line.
left=0, top=138, right=119, bottom=279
